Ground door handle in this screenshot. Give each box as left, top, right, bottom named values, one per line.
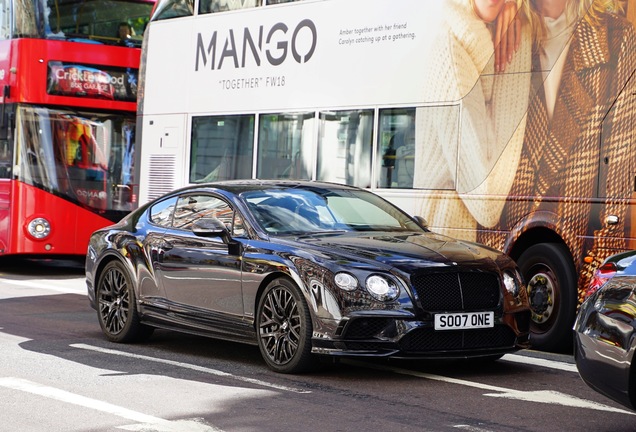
left=605, top=215, right=619, bottom=225
left=159, top=240, right=173, bottom=251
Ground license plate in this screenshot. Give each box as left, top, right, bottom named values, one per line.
left=434, top=312, right=494, bottom=330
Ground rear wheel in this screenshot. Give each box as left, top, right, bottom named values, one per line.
left=517, top=243, right=576, bottom=352
left=96, top=260, right=153, bottom=343
left=256, top=277, right=316, bottom=373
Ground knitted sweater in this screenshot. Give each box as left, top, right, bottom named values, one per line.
left=413, top=0, right=531, bottom=234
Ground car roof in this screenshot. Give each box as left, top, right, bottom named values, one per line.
left=170, top=180, right=361, bottom=196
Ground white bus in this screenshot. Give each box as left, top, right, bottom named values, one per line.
left=136, top=0, right=636, bottom=352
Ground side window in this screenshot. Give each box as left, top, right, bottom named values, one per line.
left=0, top=0, right=9, bottom=39
left=173, top=194, right=233, bottom=231
left=190, top=115, right=254, bottom=183
left=317, top=109, right=373, bottom=188
left=0, top=139, right=11, bottom=178
left=152, top=0, right=194, bottom=21
left=149, top=196, right=178, bottom=227
left=233, top=212, right=246, bottom=237
left=199, top=0, right=262, bottom=14
left=257, top=112, right=314, bottom=180
left=377, top=108, right=416, bottom=189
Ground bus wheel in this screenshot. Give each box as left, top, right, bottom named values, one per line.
left=517, top=243, right=577, bottom=352
left=97, top=260, right=153, bottom=343
left=256, top=277, right=316, bottom=374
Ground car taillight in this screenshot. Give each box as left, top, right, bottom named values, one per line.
left=585, top=262, right=617, bottom=299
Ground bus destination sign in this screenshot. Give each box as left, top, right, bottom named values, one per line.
left=47, top=62, right=138, bottom=102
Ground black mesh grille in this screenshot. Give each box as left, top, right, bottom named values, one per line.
left=344, top=318, right=393, bottom=339
left=411, top=272, right=501, bottom=312
left=398, top=326, right=516, bottom=352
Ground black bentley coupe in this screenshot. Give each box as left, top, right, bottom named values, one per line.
left=86, top=180, right=530, bottom=373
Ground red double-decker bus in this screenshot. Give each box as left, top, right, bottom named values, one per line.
left=0, top=0, right=154, bottom=257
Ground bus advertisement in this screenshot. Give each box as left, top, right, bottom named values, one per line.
left=0, top=0, right=155, bottom=257
left=136, top=0, right=636, bottom=351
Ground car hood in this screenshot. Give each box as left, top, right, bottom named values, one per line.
left=293, top=231, right=505, bottom=272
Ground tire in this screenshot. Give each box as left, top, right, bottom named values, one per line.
left=256, top=277, right=316, bottom=373
left=517, top=243, right=577, bottom=352
left=96, top=260, right=153, bottom=343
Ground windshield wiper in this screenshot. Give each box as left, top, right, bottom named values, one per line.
left=294, top=230, right=349, bottom=239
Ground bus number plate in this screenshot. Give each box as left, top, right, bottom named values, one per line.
left=434, top=312, right=494, bottom=330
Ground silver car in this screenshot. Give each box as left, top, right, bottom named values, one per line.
left=574, top=250, right=636, bottom=410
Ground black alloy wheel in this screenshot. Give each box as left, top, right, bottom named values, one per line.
left=256, top=277, right=315, bottom=373
left=97, top=260, right=153, bottom=343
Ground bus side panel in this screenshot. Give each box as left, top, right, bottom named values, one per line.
left=137, top=114, right=186, bottom=205
left=9, top=182, right=113, bottom=255
left=0, top=179, right=11, bottom=253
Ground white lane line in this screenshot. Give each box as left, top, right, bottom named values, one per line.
left=346, top=360, right=635, bottom=415
left=0, top=377, right=222, bottom=432
left=71, top=343, right=311, bottom=394
left=0, top=278, right=86, bottom=294
left=502, top=353, right=578, bottom=373
left=453, top=425, right=494, bottom=432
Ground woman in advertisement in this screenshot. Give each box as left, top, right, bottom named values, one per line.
left=480, top=0, right=635, bottom=294
left=413, top=0, right=532, bottom=241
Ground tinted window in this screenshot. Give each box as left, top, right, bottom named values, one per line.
left=190, top=115, right=254, bottom=183
left=257, top=112, right=314, bottom=180
left=149, top=196, right=177, bottom=227
left=0, top=139, right=11, bottom=178
left=317, top=109, right=373, bottom=188
left=242, top=187, right=422, bottom=235
left=152, top=0, right=194, bottom=20
left=200, top=0, right=261, bottom=14
left=173, top=194, right=233, bottom=230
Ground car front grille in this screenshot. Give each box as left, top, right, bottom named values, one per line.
left=411, top=271, right=501, bottom=312
left=398, top=325, right=516, bottom=352
left=344, top=318, right=394, bottom=339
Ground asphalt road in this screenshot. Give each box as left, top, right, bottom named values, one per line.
left=0, top=258, right=634, bottom=432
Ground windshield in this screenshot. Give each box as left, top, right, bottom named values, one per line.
left=16, top=106, right=136, bottom=221
left=241, top=187, right=424, bottom=236
left=15, top=0, right=154, bottom=46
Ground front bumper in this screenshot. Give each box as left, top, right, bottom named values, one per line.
left=311, top=311, right=530, bottom=359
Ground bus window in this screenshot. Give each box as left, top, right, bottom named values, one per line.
left=13, top=1, right=153, bottom=45
left=152, top=0, right=193, bottom=21
left=265, top=0, right=304, bottom=4
left=0, top=0, right=8, bottom=40
left=317, top=109, right=372, bottom=188
left=199, top=0, right=261, bottom=14
left=257, top=112, right=313, bottom=180
left=378, top=108, right=416, bottom=189
left=189, top=114, right=254, bottom=183
left=16, top=106, right=137, bottom=214
left=0, top=139, right=11, bottom=178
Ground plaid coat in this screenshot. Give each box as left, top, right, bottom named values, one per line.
left=477, top=12, right=636, bottom=303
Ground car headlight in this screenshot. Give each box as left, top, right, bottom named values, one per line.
left=366, top=275, right=399, bottom=301
left=503, top=270, right=521, bottom=297
left=27, top=217, right=51, bottom=240
left=334, top=272, right=358, bottom=291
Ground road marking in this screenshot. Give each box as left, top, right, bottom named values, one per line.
left=453, top=425, right=494, bottom=432
left=0, top=377, right=222, bottom=432
left=502, top=353, right=578, bottom=373
left=0, top=278, right=86, bottom=294
left=346, top=360, right=635, bottom=415
left=71, top=343, right=311, bottom=394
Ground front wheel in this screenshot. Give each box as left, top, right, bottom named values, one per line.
left=96, top=260, right=153, bottom=343
left=517, top=243, right=577, bottom=352
left=256, top=277, right=316, bottom=373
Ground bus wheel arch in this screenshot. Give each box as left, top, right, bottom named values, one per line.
left=508, top=231, right=577, bottom=352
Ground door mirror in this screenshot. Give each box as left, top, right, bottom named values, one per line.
left=413, top=215, right=429, bottom=231
left=191, top=217, right=231, bottom=243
